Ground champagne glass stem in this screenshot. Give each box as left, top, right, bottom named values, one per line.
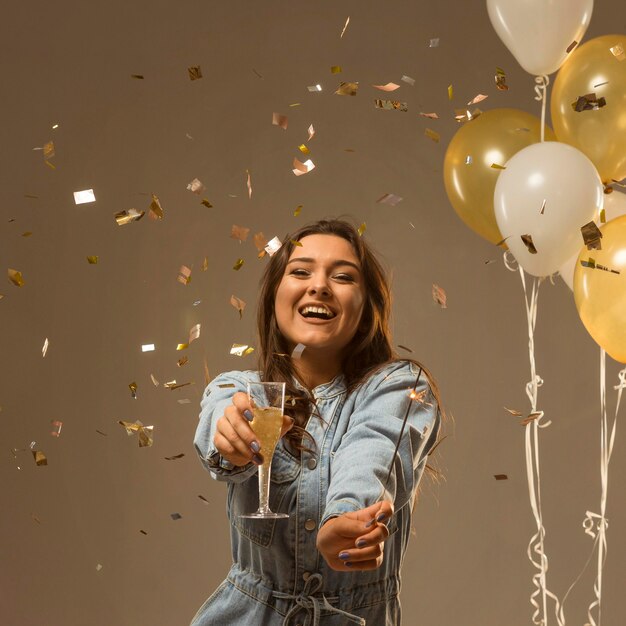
left=258, top=464, right=271, bottom=514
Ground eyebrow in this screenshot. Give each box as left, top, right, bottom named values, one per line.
left=286, top=257, right=361, bottom=272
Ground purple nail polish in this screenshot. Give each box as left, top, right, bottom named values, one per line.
left=244, top=409, right=254, bottom=421
left=345, top=561, right=352, bottom=567
left=252, top=454, right=263, bottom=465
left=376, top=512, right=387, bottom=523
left=356, top=539, right=367, bottom=548
left=250, top=440, right=260, bottom=453
left=338, top=551, right=350, bottom=560
left=364, top=518, right=375, bottom=529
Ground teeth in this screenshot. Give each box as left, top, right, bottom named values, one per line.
left=301, top=306, right=333, bottom=318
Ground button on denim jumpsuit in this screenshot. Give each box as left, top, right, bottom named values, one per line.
left=191, top=360, right=439, bottom=625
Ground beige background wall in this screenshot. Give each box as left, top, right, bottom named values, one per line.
left=1, top=1, right=624, bottom=625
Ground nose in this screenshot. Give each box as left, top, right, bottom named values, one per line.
left=307, top=275, right=331, bottom=296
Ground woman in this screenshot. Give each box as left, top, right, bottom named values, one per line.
left=191, top=219, right=442, bottom=625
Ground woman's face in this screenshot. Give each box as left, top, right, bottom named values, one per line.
left=274, top=234, right=366, bottom=361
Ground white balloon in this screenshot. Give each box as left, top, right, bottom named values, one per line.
left=486, top=0, right=593, bottom=76
left=559, top=191, right=626, bottom=290
left=494, top=142, right=603, bottom=277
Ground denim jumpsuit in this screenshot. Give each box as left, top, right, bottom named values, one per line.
left=191, top=360, right=440, bottom=625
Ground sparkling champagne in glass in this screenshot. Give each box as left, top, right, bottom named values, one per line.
left=240, top=381, right=289, bottom=519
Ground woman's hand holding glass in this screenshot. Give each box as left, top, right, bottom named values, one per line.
left=213, top=391, right=294, bottom=468
left=316, top=501, right=394, bottom=571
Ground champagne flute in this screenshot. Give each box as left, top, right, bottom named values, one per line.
left=240, top=381, right=289, bottom=519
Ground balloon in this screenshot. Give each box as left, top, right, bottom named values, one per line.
left=574, top=215, right=626, bottom=363
left=443, top=109, right=555, bottom=245
left=559, top=192, right=626, bottom=289
left=486, top=0, right=593, bottom=76
left=551, top=34, right=626, bottom=184
left=494, top=142, right=603, bottom=277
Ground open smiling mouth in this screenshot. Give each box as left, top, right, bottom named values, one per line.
left=298, top=305, right=337, bottom=320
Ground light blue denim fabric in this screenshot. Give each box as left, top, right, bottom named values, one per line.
left=191, top=360, right=440, bottom=626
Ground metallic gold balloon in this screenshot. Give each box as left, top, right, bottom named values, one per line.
left=551, top=35, right=626, bottom=184
left=574, top=215, right=626, bottom=363
left=443, top=109, right=555, bottom=245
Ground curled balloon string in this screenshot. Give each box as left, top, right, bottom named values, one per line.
left=503, top=250, right=518, bottom=272
left=518, top=267, right=564, bottom=626
left=534, top=75, right=550, bottom=143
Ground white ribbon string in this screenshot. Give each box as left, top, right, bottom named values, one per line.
left=534, top=75, right=550, bottom=143
left=518, top=267, right=564, bottom=626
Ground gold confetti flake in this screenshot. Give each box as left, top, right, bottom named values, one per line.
left=42, top=338, right=49, bottom=357
left=176, top=343, right=188, bottom=351
left=202, top=257, right=208, bottom=271
left=231, top=224, right=250, bottom=242
left=373, top=82, right=400, bottom=91
left=490, top=163, right=506, bottom=170
left=114, top=208, right=145, bottom=226
left=419, top=111, right=439, bottom=119
left=131, top=74, right=144, bottom=79
left=177, top=357, right=188, bottom=367
left=566, top=40, right=578, bottom=54
left=571, top=93, right=606, bottom=111
left=50, top=420, right=62, bottom=437
left=610, top=43, right=625, bottom=61
left=581, top=221, right=603, bottom=250
left=290, top=240, right=303, bottom=247
left=141, top=344, right=155, bottom=352
left=294, top=205, right=303, bottom=216
left=165, top=453, right=185, bottom=460
left=432, top=284, right=447, bottom=308
left=429, top=38, right=440, bottom=48
left=504, top=407, right=523, bottom=416
left=494, top=474, right=508, bottom=481
left=447, top=84, right=453, bottom=100
left=454, top=108, right=482, bottom=123
left=164, top=380, right=194, bottom=390
left=118, top=420, right=154, bottom=447
left=465, top=155, right=473, bottom=165
left=292, top=158, right=316, bottom=176
left=8, top=269, right=24, bottom=287
left=233, top=258, right=244, bottom=271
left=230, top=343, right=254, bottom=357
left=600, top=209, right=606, bottom=223
left=129, top=382, right=138, bottom=399
left=140, top=530, right=148, bottom=535
left=272, top=112, right=288, bottom=129
left=32, top=450, right=47, bottom=466
left=150, top=374, right=159, bottom=386
left=188, top=65, right=202, bottom=80
left=340, top=15, right=350, bottom=38
left=198, top=494, right=210, bottom=504
left=149, top=194, right=164, bottom=219
left=307, top=84, right=322, bottom=92
left=252, top=68, right=263, bottom=79
left=401, top=75, right=415, bottom=86
left=357, top=223, right=366, bottom=236
left=580, top=258, right=620, bottom=274
left=424, top=128, right=440, bottom=143
left=201, top=198, right=213, bottom=208
left=291, top=343, right=306, bottom=360
left=397, top=344, right=413, bottom=353
left=96, top=564, right=103, bottom=571
left=495, top=67, right=508, bottom=91
left=186, top=178, right=205, bottom=194
left=298, top=144, right=310, bottom=154
left=178, top=265, right=192, bottom=285
left=374, top=99, right=408, bottom=111
left=217, top=383, right=236, bottom=389
left=331, top=65, right=342, bottom=74
left=540, top=199, right=546, bottom=215
left=86, top=256, right=98, bottom=264
left=264, top=236, right=282, bottom=256
left=230, top=295, right=246, bottom=319
left=74, top=189, right=96, bottom=205
left=335, top=81, right=358, bottom=96
left=253, top=232, right=267, bottom=251
left=377, top=193, right=403, bottom=206
left=171, top=513, right=182, bottom=520
left=467, top=94, right=488, bottom=105
left=189, top=323, right=201, bottom=344
left=43, top=141, right=55, bottom=160
left=521, top=234, right=537, bottom=254
left=31, top=513, right=42, bottom=524
left=307, top=124, right=315, bottom=141
left=289, top=102, right=301, bottom=107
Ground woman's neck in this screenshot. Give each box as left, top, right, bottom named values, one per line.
left=293, top=350, right=342, bottom=390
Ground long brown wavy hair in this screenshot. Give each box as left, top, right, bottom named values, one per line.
left=256, top=219, right=444, bottom=459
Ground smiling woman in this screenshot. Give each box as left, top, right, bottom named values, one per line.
left=191, top=219, right=444, bottom=626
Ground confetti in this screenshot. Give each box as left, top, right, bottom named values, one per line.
left=129, top=382, right=138, bottom=399
left=131, top=74, right=144, bottom=79
left=290, top=240, right=303, bottom=247
left=292, top=158, right=316, bottom=176
left=118, top=420, right=154, bottom=447
left=86, top=256, right=98, bottom=264
left=45, top=161, right=56, bottom=170
left=580, top=258, right=620, bottom=274
left=31, top=514, right=42, bottom=524
left=307, top=124, right=315, bottom=141
left=186, top=178, right=205, bottom=194
left=600, top=209, right=606, bottom=223
left=521, top=412, right=542, bottom=425
left=264, top=236, right=282, bottom=256
left=96, top=430, right=108, bottom=436
left=141, top=344, right=155, bottom=352
left=419, top=112, right=439, bottom=119
left=521, top=234, right=537, bottom=254
left=397, top=344, right=413, bottom=353
left=494, top=474, right=508, bottom=481
left=253, top=232, right=268, bottom=252
left=298, top=144, right=310, bottom=155
left=164, top=381, right=194, bottom=390
left=230, top=344, right=255, bottom=357
left=188, top=65, right=202, bottom=80
left=202, top=257, right=208, bottom=271
left=96, top=564, right=103, bottom=571
left=307, top=84, right=322, bottom=92
left=581, top=221, right=603, bottom=250
left=374, top=99, right=407, bottom=111
left=231, top=224, right=250, bottom=242
left=335, top=82, right=358, bottom=96
left=289, top=102, right=301, bottom=107
left=252, top=68, right=263, bottom=79
left=340, top=16, right=350, bottom=38
left=467, top=94, right=488, bottom=105
left=233, top=258, right=244, bottom=271
left=357, top=223, right=366, bottom=236
left=150, top=374, right=159, bottom=386
left=504, top=407, right=523, bottom=417
left=490, top=163, right=506, bottom=170
left=401, top=75, right=415, bottom=86
left=272, top=112, right=288, bottom=129
left=165, top=453, right=185, bottom=461
left=114, top=208, right=145, bottom=226
left=149, top=194, right=164, bottom=220
left=50, top=421, right=62, bottom=437
left=540, top=199, right=546, bottom=215
left=495, top=67, right=509, bottom=91
left=291, top=343, right=306, bottom=360
left=178, top=398, right=191, bottom=404
left=170, top=513, right=182, bottom=520
left=377, top=193, right=403, bottom=206
left=140, top=530, right=148, bottom=535
left=217, top=383, right=236, bottom=389
left=429, top=38, right=440, bottom=48
left=373, top=82, right=400, bottom=91
left=198, top=495, right=210, bottom=504
left=465, top=155, right=473, bottom=165
left=201, top=198, right=213, bottom=208
left=43, top=141, right=55, bottom=160
left=176, top=343, right=188, bottom=351
left=566, top=40, right=578, bottom=54
left=331, top=65, right=342, bottom=74
left=42, top=338, right=49, bottom=357
left=74, top=189, right=96, bottom=205
left=572, top=93, right=606, bottom=111
left=432, top=284, right=447, bottom=308
left=32, top=450, right=47, bottom=466
left=230, top=295, right=246, bottom=319
left=447, top=84, right=453, bottom=100
left=8, top=269, right=24, bottom=287
left=610, top=43, right=625, bottom=61
left=178, top=265, right=192, bottom=285
left=424, top=128, right=440, bottom=143
left=294, top=205, right=303, bottom=217
left=189, top=323, right=201, bottom=344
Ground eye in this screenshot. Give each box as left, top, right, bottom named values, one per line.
left=334, top=273, right=355, bottom=282
left=289, top=268, right=310, bottom=277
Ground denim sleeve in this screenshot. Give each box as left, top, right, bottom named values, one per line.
left=193, top=371, right=258, bottom=483
left=321, top=362, right=440, bottom=525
